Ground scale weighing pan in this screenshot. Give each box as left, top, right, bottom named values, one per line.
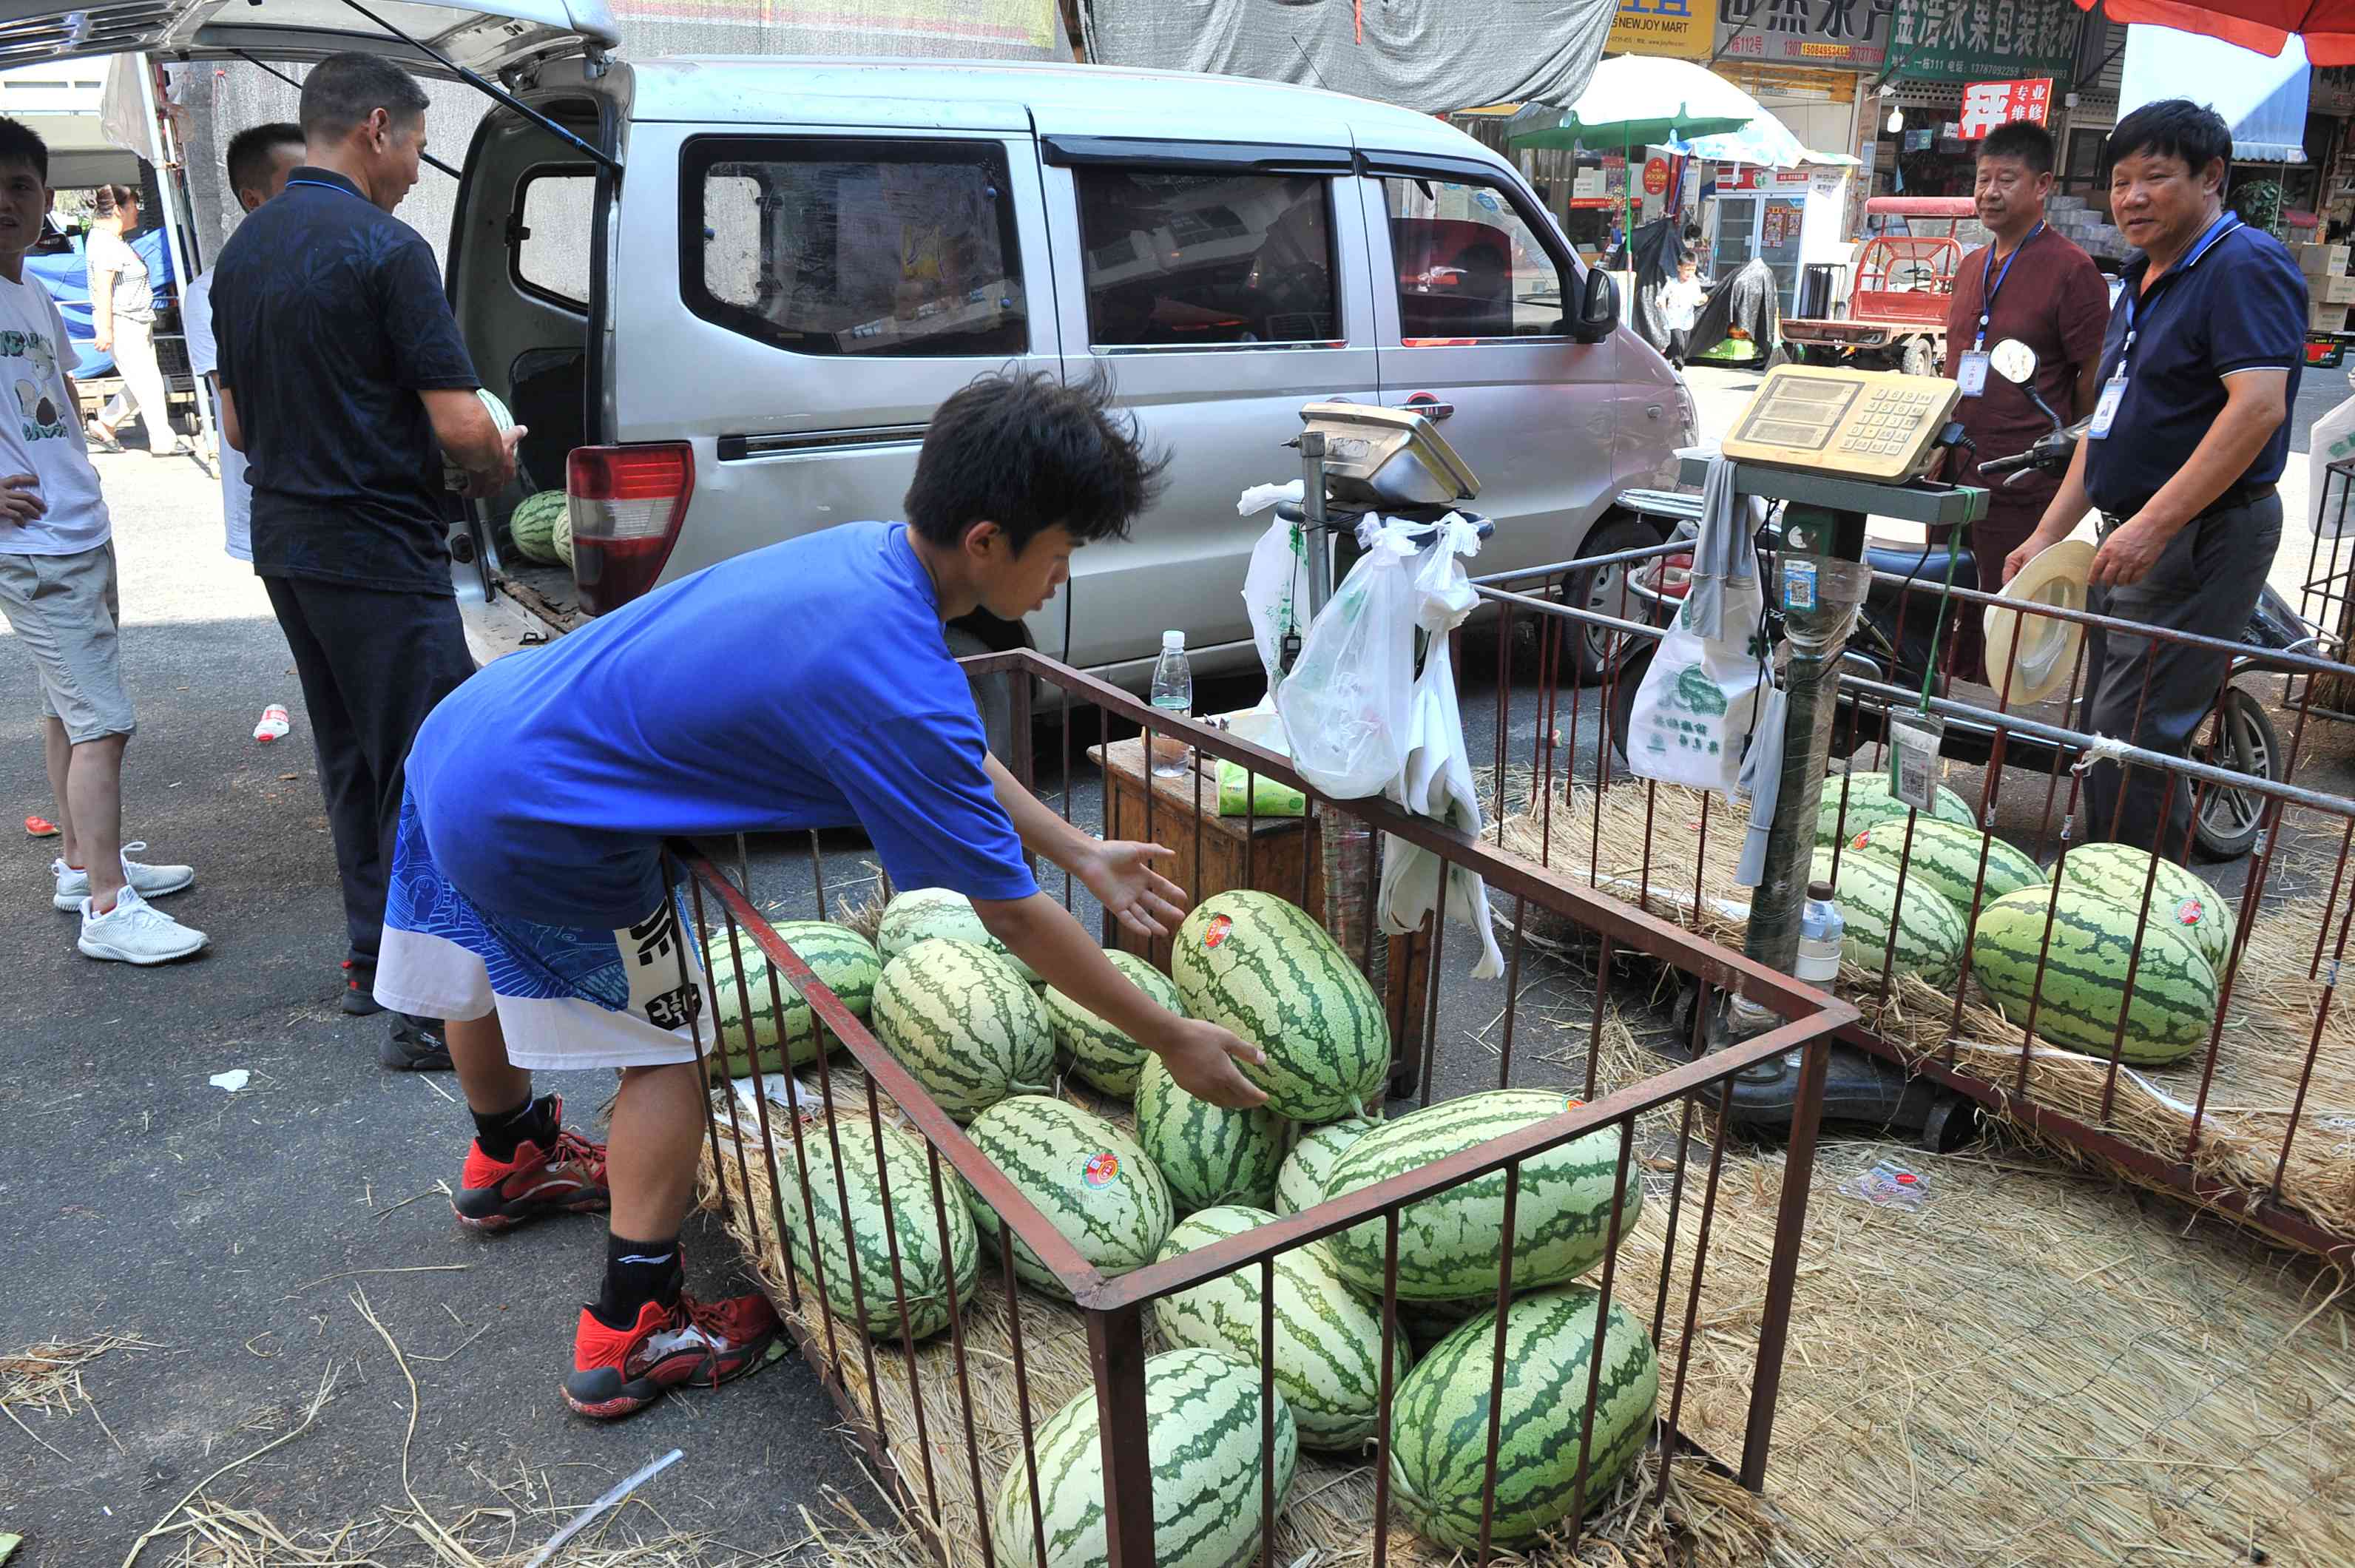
left=1297, top=402, right=1481, bottom=509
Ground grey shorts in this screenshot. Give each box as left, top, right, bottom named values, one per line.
left=0, top=541, right=135, bottom=743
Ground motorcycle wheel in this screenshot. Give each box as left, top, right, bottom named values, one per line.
left=1563, top=514, right=1670, bottom=686
left=2192, top=685, right=2279, bottom=862
left=1607, top=640, right=1649, bottom=771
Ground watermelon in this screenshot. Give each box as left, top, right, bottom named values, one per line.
left=1321, top=1089, right=1641, bottom=1302
left=1817, top=770, right=1976, bottom=847
left=879, top=888, right=1039, bottom=983
left=1809, top=846, right=1967, bottom=988
left=1845, top=815, right=2044, bottom=917
left=962, top=1095, right=1172, bottom=1300
left=1171, top=891, right=1389, bottom=1122
left=1271, top=1119, right=1378, bottom=1216
left=2057, top=842, right=2236, bottom=975
left=1046, top=950, right=1181, bottom=1098
left=1151, top=1204, right=1410, bottom=1450
left=1393, top=1295, right=1489, bottom=1354
left=872, top=939, right=1054, bottom=1123
left=778, top=1117, right=979, bottom=1342
left=553, top=504, right=575, bottom=570
left=1387, top=1285, right=1660, bottom=1550
left=990, top=1346, right=1296, bottom=1568
left=701, top=919, right=879, bottom=1079
left=1969, top=885, right=2217, bottom=1064
left=507, top=489, right=566, bottom=564
left=1135, top=1055, right=1290, bottom=1213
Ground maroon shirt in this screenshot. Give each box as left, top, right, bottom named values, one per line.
left=1943, top=227, right=2112, bottom=511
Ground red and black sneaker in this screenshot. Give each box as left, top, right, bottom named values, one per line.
left=342, top=957, right=384, bottom=1016
left=562, top=1288, right=782, bottom=1419
left=453, top=1098, right=610, bottom=1231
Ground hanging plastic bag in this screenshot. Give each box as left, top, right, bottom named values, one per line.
left=1276, top=519, right=1419, bottom=799
left=1624, top=478, right=1770, bottom=797
left=2311, top=394, right=2355, bottom=539
left=1239, top=493, right=1308, bottom=689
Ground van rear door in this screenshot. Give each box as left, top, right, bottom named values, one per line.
left=0, top=0, right=615, bottom=75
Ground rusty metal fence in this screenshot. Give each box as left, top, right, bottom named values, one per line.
left=1475, top=523, right=2355, bottom=1263
left=668, top=650, right=1856, bottom=1568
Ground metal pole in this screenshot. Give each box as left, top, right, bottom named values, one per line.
left=133, top=56, right=217, bottom=466
left=1300, top=430, right=1331, bottom=615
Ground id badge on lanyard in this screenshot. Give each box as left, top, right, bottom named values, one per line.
left=2089, top=372, right=2126, bottom=438
left=1961, top=224, right=2039, bottom=398
left=1956, top=351, right=1990, bottom=397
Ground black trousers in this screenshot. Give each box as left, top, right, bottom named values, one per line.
left=263, top=575, right=475, bottom=968
left=2081, top=493, right=2281, bottom=863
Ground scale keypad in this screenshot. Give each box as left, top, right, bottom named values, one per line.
left=1837, top=387, right=1942, bottom=457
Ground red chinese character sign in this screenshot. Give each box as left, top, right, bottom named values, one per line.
left=1643, top=156, right=1671, bottom=195
left=1959, top=78, right=2055, bottom=140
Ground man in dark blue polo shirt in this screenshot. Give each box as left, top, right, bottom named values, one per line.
left=2004, top=100, right=2302, bottom=863
left=210, top=54, right=521, bottom=1063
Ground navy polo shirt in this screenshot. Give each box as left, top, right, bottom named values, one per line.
left=2084, top=216, right=2305, bottom=519
left=210, top=167, right=480, bottom=594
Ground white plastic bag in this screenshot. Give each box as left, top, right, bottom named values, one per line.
left=2311, top=394, right=2355, bottom=540
left=1624, top=552, right=1769, bottom=797
left=1276, top=520, right=1419, bottom=798
left=1242, top=508, right=1308, bottom=690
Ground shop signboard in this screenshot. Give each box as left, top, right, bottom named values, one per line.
left=1607, top=0, right=1719, bottom=61
left=1643, top=155, right=1672, bottom=194
left=1959, top=78, right=2052, bottom=138
left=1717, top=163, right=1816, bottom=192
left=1891, top=0, right=2079, bottom=84
left=1715, top=0, right=1896, bottom=71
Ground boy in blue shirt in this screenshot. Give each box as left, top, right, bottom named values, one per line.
left=374, top=373, right=1267, bottom=1418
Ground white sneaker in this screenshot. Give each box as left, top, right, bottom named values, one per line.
left=53, top=842, right=196, bottom=911
left=78, top=885, right=209, bottom=964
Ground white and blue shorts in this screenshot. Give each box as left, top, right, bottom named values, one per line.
left=372, top=791, right=716, bottom=1071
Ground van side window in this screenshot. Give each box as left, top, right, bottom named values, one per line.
left=680, top=138, right=1026, bottom=358
left=1382, top=176, right=1567, bottom=342
left=1075, top=170, right=1338, bottom=348
left=515, top=169, right=593, bottom=311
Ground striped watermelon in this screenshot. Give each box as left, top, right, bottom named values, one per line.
left=1845, top=816, right=2045, bottom=917
left=553, top=504, right=575, bottom=570
left=1393, top=1295, right=1489, bottom=1354
left=1045, top=950, right=1182, bottom=1098
left=1969, top=885, right=2217, bottom=1064
left=507, top=490, right=566, bottom=564
left=1171, top=891, right=1390, bottom=1123
left=962, top=1095, right=1173, bottom=1300
left=2057, top=842, right=2235, bottom=975
left=1810, top=846, right=1967, bottom=988
left=1388, top=1285, right=1659, bottom=1550
left=1271, top=1119, right=1378, bottom=1216
left=778, top=1117, right=979, bottom=1342
left=879, top=888, right=1039, bottom=983
left=1135, top=1055, right=1291, bottom=1214
left=1151, top=1204, right=1411, bottom=1451
left=872, top=939, right=1054, bottom=1123
left=701, top=919, right=880, bottom=1079
left=990, top=1347, right=1296, bottom=1568
left=1321, top=1089, right=1641, bottom=1302
left=1817, top=770, right=1975, bottom=847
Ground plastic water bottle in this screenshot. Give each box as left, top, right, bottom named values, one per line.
left=1149, top=629, right=1193, bottom=778
left=252, top=703, right=291, bottom=743
left=1797, top=879, right=1845, bottom=986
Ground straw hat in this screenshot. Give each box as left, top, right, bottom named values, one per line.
left=1981, top=539, right=2094, bottom=705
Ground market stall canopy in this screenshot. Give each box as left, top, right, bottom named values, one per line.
left=1667, top=115, right=1860, bottom=171
left=2073, top=0, right=2355, bottom=67
left=17, top=109, right=138, bottom=186
left=2121, top=21, right=2310, bottom=160
left=0, top=0, right=618, bottom=76
left=1504, top=55, right=1757, bottom=152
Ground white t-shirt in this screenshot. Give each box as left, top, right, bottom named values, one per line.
left=87, top=229, right=155, bottom=321
left=181, top=269, right=250, bottom=561
left=0, top=271, right=109, bottom=555
left=1661, top=276, right=1707, bottom=333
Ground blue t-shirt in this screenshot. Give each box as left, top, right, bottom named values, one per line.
left=2083, top=216, right=2305, bottom=518
left=405, top=521, right=1038, bottom=926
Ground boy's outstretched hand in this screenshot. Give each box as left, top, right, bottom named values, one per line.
left=1155, top=1017, right=1268, bottom=1109
left=1079, top=839, right=1188, bottom=939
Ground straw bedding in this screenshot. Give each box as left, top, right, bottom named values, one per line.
left=1493, top=777, right=2355, bottom=1247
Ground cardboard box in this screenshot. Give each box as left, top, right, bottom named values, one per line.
left=2309, top=298, right=2352, bottom=331
left=2300, top=243, right=2351, bottom=277
left=2327, top=274, right=2355, bottom=305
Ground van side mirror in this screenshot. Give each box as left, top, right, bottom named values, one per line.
left=1575, top=268, right=1618, bottom=341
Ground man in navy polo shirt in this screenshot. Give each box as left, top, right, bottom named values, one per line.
left=210, top=54, right=524, bottom=1061
left=2004, top=100, right=2302, bottom=862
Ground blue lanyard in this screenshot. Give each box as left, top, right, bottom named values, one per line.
left=1973, top=221, right=2043, bottom=351
left=2115, top=212, right=2242, bottom=376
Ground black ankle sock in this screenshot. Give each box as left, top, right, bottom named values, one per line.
left=471, top=1093, right=557, bottom=1162
left=593, top=1233, right=683, bottom=1331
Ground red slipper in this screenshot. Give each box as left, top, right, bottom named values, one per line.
left=26, top=815, right=58, bottom=837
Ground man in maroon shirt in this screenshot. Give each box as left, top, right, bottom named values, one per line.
left=1942, top=120, right=2112, bottom=684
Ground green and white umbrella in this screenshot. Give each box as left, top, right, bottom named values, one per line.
left=1506, top=55, right=1760, bottom=248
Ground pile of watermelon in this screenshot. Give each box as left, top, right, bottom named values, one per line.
left=506, top=490, right=569, bottom=566
left=1809, top=770, right=2229, bottom=1064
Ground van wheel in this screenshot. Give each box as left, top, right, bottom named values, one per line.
left=1901, top=337, right=1935, bottom=378
left=945, top=625, right=1018, bottom=762
left=1564, top=514, right=1669, bottom=684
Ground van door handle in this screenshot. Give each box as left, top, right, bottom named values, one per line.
left=1405, top=393, right=1454, bottom=420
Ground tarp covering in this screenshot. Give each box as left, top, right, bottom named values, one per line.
left=1626, top=215, right=1686, bottom=356
left=2121, top=23, right=2310, bottom=163
left=1087, top=0, right=1612, bottom=115
left=28, top=231, right=177, bottom=379
left=1687, top=257, right=1780, bottom=368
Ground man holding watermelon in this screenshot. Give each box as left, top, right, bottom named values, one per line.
left=376, top=371, right=1268, bottom=1419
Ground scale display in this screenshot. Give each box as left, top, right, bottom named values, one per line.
left=1721, top=366, right=1961, bottom=481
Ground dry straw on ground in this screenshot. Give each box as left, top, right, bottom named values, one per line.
left=1492, top=775, right=2355, bottom=1244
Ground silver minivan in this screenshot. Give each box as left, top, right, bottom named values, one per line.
left=21, top=1, right=1697, bottom=684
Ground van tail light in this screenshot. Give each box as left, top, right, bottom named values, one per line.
left=567, top=443, right=694, bottom=615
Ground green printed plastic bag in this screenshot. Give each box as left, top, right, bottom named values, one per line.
left=1217, top=760, right=1305, bottom=817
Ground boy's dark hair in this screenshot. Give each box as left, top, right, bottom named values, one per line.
left=905, top=371, right=1167, bottom=552
left=226, top=121, right=305, bottom=195
left=300, top=53, right=430, bottom=142
left=0, top=117, right=48, bottom=183
left=1979, top=120, right=2055, bottom=175
left=2104, top=98, right=2232, bottom=182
